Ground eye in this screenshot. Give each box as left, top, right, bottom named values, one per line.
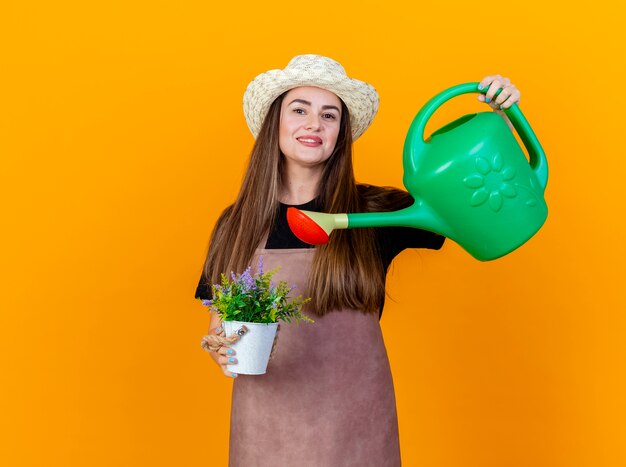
left=292, top=108, right=305, bottom=115
left=322, top=113, right=337, bottom=120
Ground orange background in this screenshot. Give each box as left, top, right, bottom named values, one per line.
left=1, top=1, right=624, bottom=466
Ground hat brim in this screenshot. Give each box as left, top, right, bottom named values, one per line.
left=243, top=64, right=379, bottom=141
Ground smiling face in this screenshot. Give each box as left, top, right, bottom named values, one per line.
left=279, top=86, right=343, bottom=169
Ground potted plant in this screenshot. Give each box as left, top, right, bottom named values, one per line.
left=199, top=257, right=313, bottom=375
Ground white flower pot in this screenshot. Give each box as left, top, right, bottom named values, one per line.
left=223, top=320, right=279, bottom=375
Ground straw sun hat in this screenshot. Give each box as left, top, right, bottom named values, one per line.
left=243, top=54, right=380, bottom=141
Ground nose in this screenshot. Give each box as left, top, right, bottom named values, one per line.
left=305, top=113, right=321, bottom=131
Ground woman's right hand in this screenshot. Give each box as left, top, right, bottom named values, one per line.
left=214, top=325, right=239, bottom=378
left=208, top=312, right=240, bottom=378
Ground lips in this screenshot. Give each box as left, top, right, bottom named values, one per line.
left=296, top=135, right=322, bottom=146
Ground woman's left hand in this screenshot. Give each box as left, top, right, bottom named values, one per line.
left=476, top=74, right=521, bottom=111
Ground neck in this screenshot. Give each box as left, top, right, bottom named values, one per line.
left=279, top=163, right=323, bottom=205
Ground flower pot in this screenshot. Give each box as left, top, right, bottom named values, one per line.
left=223, top=320, right=279, bottom=375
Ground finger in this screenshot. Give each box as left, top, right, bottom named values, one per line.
left=222, top=366, right=238, bottom=378
left=218, top=347, right=239, bottom=378
left=218, top=346, right=237, bottom=357
left=477, top=92, right=502, bottom=110
left=493, top=86, right=514, bottom=105
left=498, top=89, right=521, bottom=109
left=478, top=74, right=505, bottom=91
left=484, top=79, right=502, bottom=103
left=478, top=75, right=496, bottom=90
left=497, top=95, right=514, bottom=110
left=484, top=76, right=509, bottom=103
left=218, top=355, right=238, bottom=366
left=476, top=93, right=496, bottom=104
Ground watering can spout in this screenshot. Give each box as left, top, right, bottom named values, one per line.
left=287, top=202, right=445, bottom=246
left=347, top=201, right=443, bottom=233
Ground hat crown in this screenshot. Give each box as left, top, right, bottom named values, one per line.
left=285, top=55, right=348, bottom=77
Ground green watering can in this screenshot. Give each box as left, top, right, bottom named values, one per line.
left=287, top=82, right=549, bottom=261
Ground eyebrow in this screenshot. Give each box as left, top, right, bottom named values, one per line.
left=288, top=98, right=341, bottom=113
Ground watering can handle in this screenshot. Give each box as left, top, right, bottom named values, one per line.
left=404, top=82, right=548, bottom=190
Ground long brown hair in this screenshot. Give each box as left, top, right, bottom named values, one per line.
left=202, top=91, right=411, bottom=315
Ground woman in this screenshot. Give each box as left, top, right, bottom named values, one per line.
left=196, top=55, right=521, bottom=466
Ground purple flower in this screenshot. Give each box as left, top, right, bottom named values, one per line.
left=206, top=260, right=312, bottom=325
left=240, top=266, right=255, bottom=292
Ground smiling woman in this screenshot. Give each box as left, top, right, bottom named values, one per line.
left=195, top=54, right=519, bottom=466
left=278, top=87, right=343, bottom=201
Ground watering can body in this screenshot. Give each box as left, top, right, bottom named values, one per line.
left=403, top=107, right=547, bottom=259
left=289, top=83, right=549, bottom=261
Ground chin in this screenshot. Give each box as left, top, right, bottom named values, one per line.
left=285, top=153, right=330, bottom=167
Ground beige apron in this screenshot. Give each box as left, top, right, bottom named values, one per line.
left=228, top=242, right=401, bottom=467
